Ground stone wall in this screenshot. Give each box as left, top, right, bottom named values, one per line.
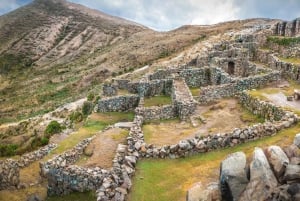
left=255, top=50, right=300, bottom=81
left=197, top=71, right=280, bottom=103
left=239, top=92, right=286, bottom=121
left=135, top=105, right=177, bottom=121
left=0, top=159, right=19, bottom=190
left=179, top=67, right=233, bottom=87
left=102, top=83, right=117, bottom=97
left=172, top=78, right=197, bottom=120
left=0, top=143, right=56, bottom=190
left=97, top=95, right=139, bottom=112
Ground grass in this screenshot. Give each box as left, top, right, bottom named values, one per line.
left=46, top=191, right=96, bottom=201
left=267, top=36, right=300, bottom=46
left=144, top=95, right=172, bottom=107
left=279, top=57, right=300, bottom=65
left=129, top=123, right=300, bottom=201
left=189, top=87, right=201, bottom=96
left=248, top=88, right=280, bottom=100
left=51, top=112, right=134, bottom=155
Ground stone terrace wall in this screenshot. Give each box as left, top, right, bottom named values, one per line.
left=137, top=79, right=173, bottom=97
left=255, top=50, right=300, bottom=81
left=102, top=83, right=117, bottom=97
left=197, top=71, right=280, bottom=103
left=0, top=159, right=19, bottom=190
left=97, top=95, right=139, bottom=112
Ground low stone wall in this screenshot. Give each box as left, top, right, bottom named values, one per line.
left=172, top=78, right=197, bottom=120
left=239, top=92, right=286, bottom=121
left=135, top=105, right=177, bottom=120
left=255, top=50, right=300, bottom=81
left=102, top=83, right=117, bottom=97
left=137, top=79, right=173, bottom=97
left=0, top=143, right=56, bottom=190
left=197, top=71, right=280, bottom=103
left=0, top=159, right=19, bottom=190
left=179, top=67, right=233, bottom=87
left=97, top=95, right=139, bottom=112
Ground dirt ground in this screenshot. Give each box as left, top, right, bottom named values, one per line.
left=143, top=99, right=259, bottom=146
left=76, top=127, right=128, bottom=169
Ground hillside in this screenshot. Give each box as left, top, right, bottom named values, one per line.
left=0, top=0, right=279, bottom=123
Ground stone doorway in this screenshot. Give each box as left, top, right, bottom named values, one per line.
left=228, top=61, right=235, bottom=75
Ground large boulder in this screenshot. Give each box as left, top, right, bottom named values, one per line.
left=293, top=133, right=300, bottom=148
left=220, top=152, right=248, bottom=201
left=186, top=182, right=221, bottom=201
left=265, top=145, right=289, bottom=180
left=283, top=164, right=300, bottom=183
left=239, top=147, right=278, bottom=201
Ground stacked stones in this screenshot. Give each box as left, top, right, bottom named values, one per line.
left=97, top=95, right=139, bottom=112
left=219, top=134, right=300, bottom=201
left=197, top=71, right=280, bottom=104
left=0, top=159, right=19, bottom=190
left=172, top=77, right=197, bottom=120
left=102, top=83, right=117, bottom=97
left=135, top=104, right=177, bottom=121
left=18, top=143, right=57, bottom=168
left=0, top=143, right=57, bottom=190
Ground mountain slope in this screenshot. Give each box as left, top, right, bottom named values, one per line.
left=0, top=0, right=277, bottom=123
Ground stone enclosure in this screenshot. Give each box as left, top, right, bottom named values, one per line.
left=2, top=18, right=300, bottom=201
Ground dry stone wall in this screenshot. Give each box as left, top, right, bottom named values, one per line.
left=197, top=71, right=280, bottom=103
left=0, top=143, right=57, bottom=190
left=135, top=105, right=177, bottom=120
left=97, top=95, right=139, bottom=112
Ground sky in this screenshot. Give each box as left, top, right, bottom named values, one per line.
left=0, top=0, right=300, bottom=31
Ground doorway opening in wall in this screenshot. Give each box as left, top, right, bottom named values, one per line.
left=228, top=61, right=235, bottom=75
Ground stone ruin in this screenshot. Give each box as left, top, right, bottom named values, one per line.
left=1, top=18, right=300, bottom=201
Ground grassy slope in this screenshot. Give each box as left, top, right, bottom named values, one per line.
left=144, top=95, right=172, bottom=107
left=129, top=123, right=300, bottom=201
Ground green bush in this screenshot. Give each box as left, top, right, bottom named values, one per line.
left=94, top=96, right=101, bottom=104
left=87, top=93, right=95, bottom=101
left=41, top=137, right=49, bottom=145
left=0, top=144, right=18, bottom=156
left=267, top=36, right=300, bottom=46
left=45, top=120, right=62, bottom=135
left=69, top=111, right=84, bottom=123
left=82, top=101, right=94, bottom=116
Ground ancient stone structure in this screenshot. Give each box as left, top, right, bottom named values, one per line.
left=273, top=18, right=300, bottom=37
left=97, top=94, right=139, bottom=112
left=0, top=143, right=56, bottom=190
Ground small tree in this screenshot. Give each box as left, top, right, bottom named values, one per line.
left=82, top=101, right=94, bottom=116
left=45, top=120, right=62, bottom=136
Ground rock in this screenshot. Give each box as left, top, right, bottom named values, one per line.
left=287, top=96, right=294, bottom=101
left=27, top=194, right=41, bottom=201
left=265, top=145, right=289, bottom=180
left=186, top=182, right=221, bottom=201
left=283, top=164, right=300, bottom=183
left=239, top=147, right=278, bottom=201
left=287, top=183, right=300, bottom=199
left=294, top=133, right=300, bottom=148
left=220, top=152, right=248, bottom=201
left=283, top=144, right=299, bottom=159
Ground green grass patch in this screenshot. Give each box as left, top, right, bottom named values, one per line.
left=129, top=123, right=300, bottom=201
left=144, top=95, right=172, bottom=107
left=279, top=57, right=300, bottom=65
left=267, top=36, right=300, bottom=46
left=189, top=87, right=201, bottom=96
left=248, top=88, right=280, bottom=100
left=46, top=191, right=96, bottom=201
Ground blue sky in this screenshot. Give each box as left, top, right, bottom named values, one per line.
left=1, top=0, right=300, bottom=31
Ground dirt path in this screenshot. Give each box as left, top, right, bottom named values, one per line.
left=264, top=92, right=300, bottom=109
left=76, top=127, right=128, bottom=169
left=144, top=99, right=259, bottom=146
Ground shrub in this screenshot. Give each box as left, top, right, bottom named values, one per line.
left=0, top=144, right=18, bottom=156
left=267, top=36, right=300, bottom=46
left=82, top=101, right=94, bottom=116
left=41, top=137, right=49, bottom=145
left=94, top=96, right=101, bottom=104
left=69, top=111, right=84, bottom=123
left=45, top=120, right=62, bottom=135
left=87, top=93, right=95, bottom=101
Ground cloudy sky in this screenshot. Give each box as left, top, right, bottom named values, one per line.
left=0, top=0, right=300, bottom=31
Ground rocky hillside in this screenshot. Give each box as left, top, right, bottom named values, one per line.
left=0, top=0, right=284, bottom=123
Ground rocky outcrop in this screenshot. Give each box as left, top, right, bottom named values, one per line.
left=294, top=133, right=300, bottom=148
left=273, top=18, right=300, bottom=37
left=187, top=182, right=221, bottom=201
left=265, top=145, right=289, bottom=180
left=220, top=152, right=248, bottom=201
left=0, top=159, right=19, bottom=190
left=239, top=147, right=278, bottom=201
